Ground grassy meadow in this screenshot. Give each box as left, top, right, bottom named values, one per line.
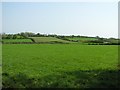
left=2, top=44, right=119, bottom=88
left=30, top=37, right=71, bottom=43
left=2, top=1, right=119, bottom=88
left=2, top=39, right=33, bottom=43
left=0, top=44, right=1, bottom=88
left=67, top=37, right=98, bottom=41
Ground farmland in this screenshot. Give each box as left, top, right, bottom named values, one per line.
left=30, top=37, right=72, bottom=43
left=67, top=37, right=98, bottom=41
left=2, top=32, right=120, bottom=45
left=0, top=44, right=1, bottom=88
left=2, top=39, right=33, bottom=43
left=2, top=44, right=119, bottom=88
left=2, top=1, right=120, bottom=88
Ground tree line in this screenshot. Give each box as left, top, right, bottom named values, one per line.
left=0, top=32, right=98, bottom=39
left=0, top=32, right=120, bottom=45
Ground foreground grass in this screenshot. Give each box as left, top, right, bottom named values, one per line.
left=0, top=44, right=2, bottom=88
left=2, top=44, right=119, bottom=88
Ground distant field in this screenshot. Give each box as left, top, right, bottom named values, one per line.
left=2, top=44, right=119, bottom=88
left=30, top=37, right=72, bottom=43
left=2, top=39, right=33, bottom=43
left=67, top=37, right=98, bottom=41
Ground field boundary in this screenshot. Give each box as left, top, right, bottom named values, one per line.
left=2, top=42, right=69, bottom=44
left=2, top=42, right=120, bottom=45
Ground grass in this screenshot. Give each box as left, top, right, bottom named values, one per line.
left=0, top=44, right=1, bottom=74
left=67, top=37, right=98, bottom=41
left=2, top=44, right=119, bottom=88
left=30, top=37, right=72, bottom=43
left=2, top=39, right=33, bottom=43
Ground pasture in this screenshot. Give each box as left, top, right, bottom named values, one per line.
left=67, top=37, right=98, bottom=41
left=0, top=44, right=2, bottom=88
left=30, top=37, right=72, bottom=43
left=2, top=39, right=33, bottom=43
left=2, top=44, right=119, bottom=88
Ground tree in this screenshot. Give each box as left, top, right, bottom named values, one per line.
left=96, top=36, right=100, bottom=39
left=13, top=35, right=17, bottom=39
left=36, top=33, right=40, bottom=37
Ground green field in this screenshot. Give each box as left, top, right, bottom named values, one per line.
left=2, top=44, right=119, bottom=88
left=30, top=37, right=72, bottom=43
left=67, top=37, right=98, bottom=41
left=0, top=44, right=1, bottom=88
left=2, top=39, right=33, bottom=43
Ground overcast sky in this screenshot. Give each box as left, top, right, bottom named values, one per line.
left=2, top=1, right=118, bottom=38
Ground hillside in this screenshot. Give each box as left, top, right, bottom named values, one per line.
left=1, top=32, right=120, bottom=45
left=30, top=37, right=72, bottom=44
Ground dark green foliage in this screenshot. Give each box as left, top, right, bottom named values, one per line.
left=30, top=38, right=35, bottom=43
left=2, top=70, right=120, bottom=88
left=2, top=34, right=25, bottom=39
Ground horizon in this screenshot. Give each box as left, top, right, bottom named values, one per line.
left=1, top=32, right=119, bottom=39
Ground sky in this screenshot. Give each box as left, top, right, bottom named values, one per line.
left=1, top=1, right=118, bottom=38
